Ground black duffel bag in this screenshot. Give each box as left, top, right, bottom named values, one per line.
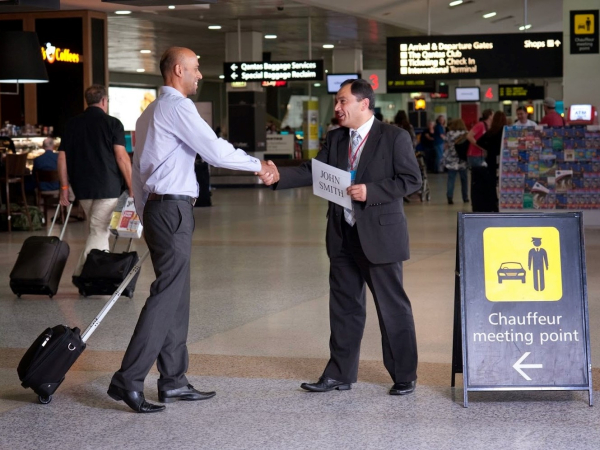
left=76, top=249, right=140, bottom=298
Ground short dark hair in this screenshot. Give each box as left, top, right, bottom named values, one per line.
left=85, top=85, right=107, bottom=106
left=481, top=109, right=494, bottom=120
left=516, top=106, right=527, bottom=113
left=340, top=78, right=375, bottom=111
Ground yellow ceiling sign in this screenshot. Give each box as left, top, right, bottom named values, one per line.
left=41, top=42, right=81, bottom=64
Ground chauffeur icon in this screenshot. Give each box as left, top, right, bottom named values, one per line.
left=528, top=237, right=549, bottom=291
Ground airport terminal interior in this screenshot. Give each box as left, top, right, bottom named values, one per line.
left=2, top=0, right=600, bottom=449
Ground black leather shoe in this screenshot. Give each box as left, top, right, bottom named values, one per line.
left=300, top=376, right=351, bottom=392
left=389, top=380, right=416, bottom=395
left=107, top=383, right=165, bottom=413
left=158, top=384, right=216, bottom=403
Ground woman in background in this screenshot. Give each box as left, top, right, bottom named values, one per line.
left=444, top=119, right=469, bottom=205
left=394, top=110, right=417, bottom=148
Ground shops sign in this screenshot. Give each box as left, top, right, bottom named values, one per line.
left=41, top=42, right=81, bottom=64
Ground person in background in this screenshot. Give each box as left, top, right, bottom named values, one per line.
left=466, top=109, right=493, bottom=168
left=394, top=110, right=416, bottom=148
left=58, top=85, right=133, bottom=284
left=514, top=106, right=537, bottom=127
left=420, top=120, right=436, bottom=173
left=444, top=119, right=469, bottom=205
left=33, top=138, right=59, bottom=191
left=540, top=97, right=565, bottom=127
left=326, top=117, right=340, bottom=134
left=475, top=111, right=508, bottom=212
left=433, top=115, right=446, bottom=173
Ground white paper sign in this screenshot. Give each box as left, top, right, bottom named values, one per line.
left=312, top=159, right=352, bottom=209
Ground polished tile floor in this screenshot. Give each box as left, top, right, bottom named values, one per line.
left=1, top=173, right=599, bottom=450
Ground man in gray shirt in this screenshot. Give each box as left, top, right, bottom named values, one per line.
left=108, top=47, right=278, bottom=413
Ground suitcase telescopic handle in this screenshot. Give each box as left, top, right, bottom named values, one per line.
left=47, top=203, right=73, bottom=240
left=80, top=249, right=150, bottom=343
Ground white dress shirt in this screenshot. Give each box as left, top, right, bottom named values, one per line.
left=348, top=114, right=375, bottom=169
left=133, top=86, right=262, bottom=217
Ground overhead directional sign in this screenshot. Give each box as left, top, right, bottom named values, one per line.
left=451, top=212, right=592, bottom=407
left=223, top=60, right=324, bottom=83
left=388, top=33, right=563, bottom=82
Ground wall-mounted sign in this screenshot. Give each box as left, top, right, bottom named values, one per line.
left=363, top=69, right=387, bottom=94
left=224, top=60, right=324, bottom=83
left=480, top=84, right=498, bottom=102
left=570, top=10, right=599, bottom=54
left=388, top=33, right=563, bottom=82
left=41, top=42, right=81, bottom=64
left=261, top=80, right=288, bottom=87
left=387, top=79, right=436, bottom=93
left=499, top=84, right=545, bottom=101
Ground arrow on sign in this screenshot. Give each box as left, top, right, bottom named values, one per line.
left=230, top=63, right=238, bottom=71
left=231, top=73, right=238, bottom=80
left=513, top=352, right=543, bottom=380
left=555, top=40, right=561, bottom=47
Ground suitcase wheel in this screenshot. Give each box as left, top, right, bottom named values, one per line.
left=16, top=294, right=21, bottom=299
left=127, top=292, right=134, bottom=299
left=48, top=295, right=53, bottom=299
left=38, top=395, right=52, bottom=404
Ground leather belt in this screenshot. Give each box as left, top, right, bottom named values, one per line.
left=147, top=193, right=196, bottom=206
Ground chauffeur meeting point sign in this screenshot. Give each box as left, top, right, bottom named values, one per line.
left=452, top=212, right=592, bottom=407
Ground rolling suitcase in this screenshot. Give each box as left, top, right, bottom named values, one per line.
left=76, top=237, right=140, bottom=298
left=17, top=250, right=149, bottom=404
left=9, top=204, right=73, bottom=298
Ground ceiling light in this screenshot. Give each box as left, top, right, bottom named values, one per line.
left=136, top=68, right=145, bottom=73
left=140, top=50, right=151, bottom=54
left=264, top=35, right=277, bottom=39
left=208, top=25, right=221, bottom=30
left=519, top=24, right=532, bottom=30
left=115, top=11, right=131, bottom=15
left=483, top=12, right=497, bottom=19
left=325, top=70, right=328, bottom=73
left=449, top=0, right=463, bottom=6
left=219, top=75, right=225, bottom=79
left=168, top=5, right=175, bottom=9
left=323, top=44, right=334, bottom=49
left=314, top=83, right=321, bottom=87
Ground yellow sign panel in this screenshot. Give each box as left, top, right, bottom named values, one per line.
left=574, top=14, right=595, bottom=35
left=483, top=227, right=562, bottom=302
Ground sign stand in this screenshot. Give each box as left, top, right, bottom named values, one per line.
left=451, top=212, right=592, bottom=407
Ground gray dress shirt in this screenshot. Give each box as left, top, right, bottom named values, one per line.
left=133, top=86, right=262, bottom=217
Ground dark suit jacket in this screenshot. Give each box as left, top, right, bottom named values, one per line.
left=275, top=118, right=422, bottom=264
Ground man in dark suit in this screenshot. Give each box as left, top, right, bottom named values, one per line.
left=270, top=79, right=422, bottom=395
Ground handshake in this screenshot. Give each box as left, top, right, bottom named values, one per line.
left=256, top=160, right=280, bottom=186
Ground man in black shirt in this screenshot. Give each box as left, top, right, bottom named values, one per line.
left=58, top=85, right=132, bottom=282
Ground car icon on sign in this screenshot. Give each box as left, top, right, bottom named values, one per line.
left=497, top=262, right=526, bottom=284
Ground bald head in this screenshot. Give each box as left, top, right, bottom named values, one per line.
left=159, top=47, right=202, bottom=96
left=160, top=47, right=193, bottom=80
left=42, top=137, right=54, bottom=150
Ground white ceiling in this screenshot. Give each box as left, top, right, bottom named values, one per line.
left=53, top=0, right=563, bottom=79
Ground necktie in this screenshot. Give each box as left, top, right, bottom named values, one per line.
left=344, top=130, right=361, bottom=226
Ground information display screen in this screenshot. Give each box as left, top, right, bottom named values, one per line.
left=327, top=73, right=359, bottom=94
left=499, top=84, right=545, bottom=101
left=455, top=87, right=480, bottom=102
left=108, top=86, right=157, bottom=131
left=569, top=105, right=593, bottom=121
left=387, top=33, right=563, bottom=82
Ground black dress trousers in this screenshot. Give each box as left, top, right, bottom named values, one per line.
left=111, top=199, right=194, bottom=392
left=322, top=220, right=418, bottom=384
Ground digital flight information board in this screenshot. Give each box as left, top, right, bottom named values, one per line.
left=387, top=33, right=563, bottom=82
